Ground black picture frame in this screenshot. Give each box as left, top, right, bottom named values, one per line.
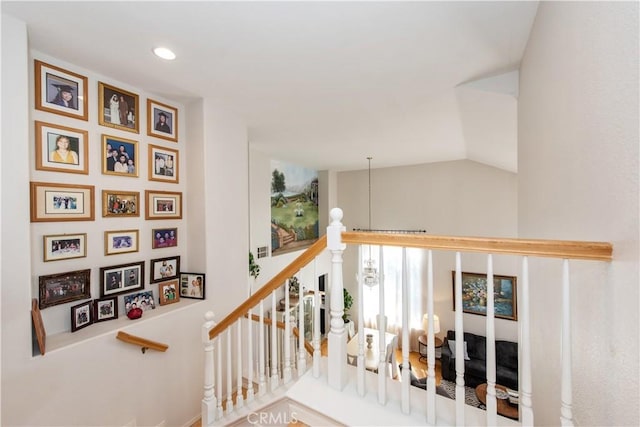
left=149, top=256, right=180, bottom=284
left=100, top=261, right=145, bottom=297
left=71, top=300, right=93, bottom=332
left=179, top=272, right=205, bottom=300
left=38, top=269, right=91, bottom=309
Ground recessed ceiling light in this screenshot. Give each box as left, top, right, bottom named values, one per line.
left=153, top=47, right=176, bottom=60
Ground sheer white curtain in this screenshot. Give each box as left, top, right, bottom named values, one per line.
left=362, top=245, right=425, bottom=352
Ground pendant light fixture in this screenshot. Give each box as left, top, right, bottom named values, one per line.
left=363, top=157, right=379, bottom=287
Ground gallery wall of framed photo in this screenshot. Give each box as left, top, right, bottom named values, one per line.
left=29, top=52, right=196, bottom=349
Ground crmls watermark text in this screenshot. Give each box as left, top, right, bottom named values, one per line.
left=246, top=410, right=299, bottom=425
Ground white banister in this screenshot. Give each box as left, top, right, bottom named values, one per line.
left=312, top=259, right=321, bottom=378
left=215, top=336, right=223, bottom=420
left=560, top=259, right=574, bottom=426
left=426, top=249, right=436, bottom=425
left=283, top=279, right=292, bottom=383
left=236, top=319, right=244, bottom=409
left=356, top=245, right=365, bottom=396
left=298, top=276, right=306, bottom=374
left=400, top=248, right=410, bottom=414
left=377, top=245, right=387, bottom=404
left=485, top=254, right=497, bottom=426
left=246, top=308, right=255, bottom=403
left=327, top=207, right=347, bottom=390
left=258, top=300, right=266, bottom=395
left=521, top=257, right=534, bottom=425
left=225, top=329, right=233, bottom=414
left=201, top=311, right=216, bottom=426
left=270, top=291, right=279, bottom=390
left=454, top=252, right=465, bottom=425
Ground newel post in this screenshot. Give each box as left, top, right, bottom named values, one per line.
left=202, top=311, right=217, bottom=425
left=327, top=207, right=348, bottom=390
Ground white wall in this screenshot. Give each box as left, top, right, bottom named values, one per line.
left=519, top=2, right=639, bottom=426
left=337, top=160, right=519, bottom=341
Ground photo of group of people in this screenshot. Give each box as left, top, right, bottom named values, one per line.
left=150, top=256, right=180, bottom=283
left=51, top=194, right=78, bottom=210
left=152, top=228, right=177, bottom=249
left=159, top=281, right=180, bottom=306
left=50, top=238, right=81, bottom=256
left=100, top=82, right=138, bottom=132
left=71, top=301, right=92, bottom=332
left=104, top=138, right=137, bottom=176
left=180, top=273, right=205, bottom=300
left=154, top=153, right=175, bottom=177
left=124, top=291, right=156, bottom=315
left=105, top=193, right=137, bottom=216
left=44, top=233, right=87, bottom=262
left=95, top=298, right=117, bottom=322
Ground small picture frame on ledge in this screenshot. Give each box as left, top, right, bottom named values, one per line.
left=150, top=256, right=180, bottom=283
left=179, top=272, right=205, bottom=300
left=158, top=280, right=180, bottom=306
left=94, top=297, right=118, bottom=323
left=71, top=300, right=93, bottom=332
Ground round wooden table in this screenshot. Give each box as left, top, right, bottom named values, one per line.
left=475, top=383, right=519, bottom=420
left=418, top=335, right=443, bottom=363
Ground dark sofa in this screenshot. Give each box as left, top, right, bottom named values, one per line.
left=440, top=330, right=518, bottom=390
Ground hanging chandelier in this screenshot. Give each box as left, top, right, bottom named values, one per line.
left=362, top=157, right=379, bottom=287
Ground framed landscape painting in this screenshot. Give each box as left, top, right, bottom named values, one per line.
left=35, top=121, right=88, bottom=174
left=35, top=60, right=88, bottom=121
left=452, top=271, right=518, bottom=321
left=98, top=82, right=139, bottom=133
left=147, top=99, right=178, bottom=142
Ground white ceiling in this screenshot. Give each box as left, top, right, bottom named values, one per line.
left=3, top=1, right=539, bottom=172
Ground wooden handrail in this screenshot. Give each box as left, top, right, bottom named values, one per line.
left=342, top=231, right=613, bottom=261
left=245, top=313, right=314, bottom=355
left=209, top=235, right=327, bottom=339
left=116, top=331, right=168, bottom=353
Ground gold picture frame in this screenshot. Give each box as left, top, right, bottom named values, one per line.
left=43, top=233, right=87, bottom=262
left=35, top=121, right=89, bottom=174
left=35, top=60, right=88, bottom=121
left=30, top=181, right=95, bottom=222
left=148, top=144, right=179, bottom=184
left=158, top=279, right=180, bottom=306
left=102, top=190, right=140, bottom=217
left=147, top=99, right=178, bottom=142
left=104, top=229, right=139, bottom=256
left=145, top=190, right=182, bottom=220
left=101, top=134, right=139, bottom=177
left=98, top=82, right=139, bottom=133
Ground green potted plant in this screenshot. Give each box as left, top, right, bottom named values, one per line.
left=343, top=288, right=353, bottom=323
left=249, top=251, right=260, bottom=279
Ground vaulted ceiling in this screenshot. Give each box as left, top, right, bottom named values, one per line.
left=3, top=1, right=539, bottom=172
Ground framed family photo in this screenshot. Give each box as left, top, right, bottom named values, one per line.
left=35, top=121, right=88, bottom=174
left=43, top=233, right=87, bottom=262
left=70, top=300, right=93, bottom=332
left=145, top=190, right=182, bottom=220
left=100, top=261, right=144, bottom=297
left=39, top=269, right=91, bottom=309
left=123, top=290, right=155, bottom=315
left=98, top=82, right=139, bottom=133
left=147, top=99, right=178, bottom=142
left=148, top=144, right=179, bottom=183
left=104, top=229, right=139, bottom=256
left=35, top=60, right=88, bottom=121
left=102, top=134, right=139, bottom=177
left=158, top=280, right=180, bottom=306
left=150, top=256, right=180, bottom=283
left=94, top=297, right=118, bottom=323
left=30, top=181, right=94, bottom=222
left=102, top=190, right=139, bottom=217
left=152, top=227, right=178, bottom=249
left=180, top=272, right=205, bottom=300
left=452, top=271, right=518, bottom=321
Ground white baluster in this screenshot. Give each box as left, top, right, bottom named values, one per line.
left=486, top=254, right=497, bottom=426
left=258, top=300, right=266, bottom=396
left=271, top=291, right=279, bottom=390
left=201, top=311, right=216, bottom=426
left=313, top=259, right=321, bottom=378
left=283, top=279, right=292, bottom=383
left=298, top=276, right=307, bottom=374
left=520, top=257, right=533, bottom=425
left=327, top=207, right=347, bottom=390
left=356, top=245, right=365, bottom=396
left=426, top=250, right=436, bottom=425
left=454, top=252, right=465, bottom=425
left=377, top=245, right=387, bottom=404
left=216, top=336, right=223, bottom=420
left=246, top=308, right=255, bottom=403
left=560, top=259, right=574, bottom=426
left=226, top=328, right=234, bottom=414
left=400, top=248, right=410, bottom=414
left=236, top=319, right=244, bottom=409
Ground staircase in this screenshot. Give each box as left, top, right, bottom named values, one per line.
left=201, top=208, right=612, bottom=426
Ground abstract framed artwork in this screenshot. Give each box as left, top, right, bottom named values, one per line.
left=145, top=190, right=182, bottom=220
left=71, top=300, right=93, bottom=332
left=148, top=144, right=179, bottom=183
left=150, top=256, right=180, bottom=284
left=158, top=279, right=180, bottom=306
left=104, top=229, right=139, bottom=256
left=100, top=261, right=145, bottom=297
left=102, top=190, right=140, bottom=217
left=43, top=233, right=87, bottom=262
left=179, top=272, right=205, bottom=300
left=94, top=297, right=118, bottom=323
left=34, top=59, right=88, bottom=121
left=30, top=181, right=95, bottom=222
left=452, top=271, right=518, bottom=321
left=38, top=269, right=91, bottom=309
left=35, top=121, right=88, bottom=174
left=151, top=227, right=178, bottom=249
left=98, top=82, right=139, bottom=133
left=101, top=134, right=139, bottom=177
left=147, top=99, right=178, bottom=142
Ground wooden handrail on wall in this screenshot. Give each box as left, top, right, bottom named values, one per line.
left=244, top=313, right=314, bottom=356
left=116, top=331, right=168, bottom=353
left=208, top=231, right=612, bottom=341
